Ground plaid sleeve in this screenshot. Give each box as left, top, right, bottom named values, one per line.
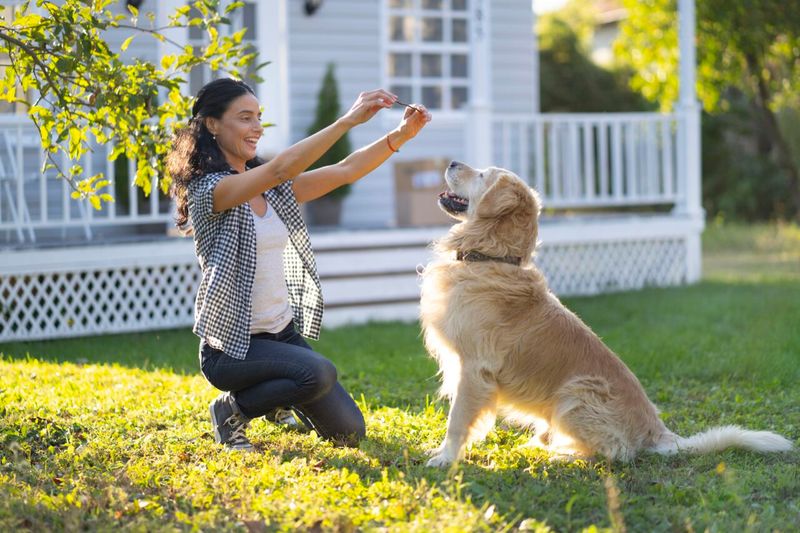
left=188, top=171, right=229, bottom=223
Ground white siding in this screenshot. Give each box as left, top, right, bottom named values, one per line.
left=287, top=1, right=390, bottom=227
left=288, top=0, right=538, bottom=228
left=491, top=0, right=536, bottom=114
left=287, top=2, right=383, bottom=142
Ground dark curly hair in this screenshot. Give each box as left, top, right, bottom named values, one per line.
left=167, top=78, right=263, bottom=228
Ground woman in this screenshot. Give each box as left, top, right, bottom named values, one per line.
left=167, top=78, right=431, bottom=450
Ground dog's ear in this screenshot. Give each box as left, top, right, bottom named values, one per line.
left=476, top=173, right=531, bottom=219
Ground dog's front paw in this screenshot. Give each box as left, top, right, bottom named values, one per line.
left=426, top=444, right=445, bottom=457
left=426, top=453, right=455, bottom=468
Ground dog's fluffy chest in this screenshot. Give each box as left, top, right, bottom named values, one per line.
left=420, top=258, right=541, bottom=351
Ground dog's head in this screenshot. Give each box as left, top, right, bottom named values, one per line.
left=437, top=161, right=541, bottom=260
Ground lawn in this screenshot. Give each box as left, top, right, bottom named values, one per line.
left=1, top=222, right=798, bottom=531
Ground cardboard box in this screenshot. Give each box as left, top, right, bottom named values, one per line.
left=394, top=158, right=452, bottom=227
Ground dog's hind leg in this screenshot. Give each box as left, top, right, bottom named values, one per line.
left=549, top=376, right=633, bottom=461
left=427, top=367, right=498, bottom=467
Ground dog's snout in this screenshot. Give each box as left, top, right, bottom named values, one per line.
left=448, top=161, right=461, bottom=169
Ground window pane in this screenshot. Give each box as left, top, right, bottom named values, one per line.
left=242, top=2, right=257, bottom=41
left=421, top=18, right=443, bottom=42
left=389, top=0, right=412, bottom=7
left=452, top=0, right=467, bottom=10
left=243, top=44, right=259, bottom=97
left=421, top=54, right=442, bottom=77
left=422, top=85, right=442, bottom=109
left=390, top=16, right=414, bottom=41
left=390, top=85, right=413, bottom=105
left=389, top=53, right=412, bottom=77
left=188, top=6, right=204, bottom=40
left=452, top=18, right=467, bottom=42
left=422, top=0, right=442, bottom=9
left=451, top=54, right=468, bottom=78
left=451, top=87, right=468, bottom=109
left=190, top=48, right=207, bottom=95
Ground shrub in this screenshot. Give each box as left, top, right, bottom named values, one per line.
left=306, top=63, right=352, bottom=199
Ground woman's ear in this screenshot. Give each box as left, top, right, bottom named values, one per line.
left=476, top=173, right=528, bottom=219
left=204, top=117, right=218, bottom=137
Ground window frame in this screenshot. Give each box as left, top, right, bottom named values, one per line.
left=382, top=0, right=472, bottom=118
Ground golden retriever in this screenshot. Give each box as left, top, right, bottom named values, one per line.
left=420, top=161, right=792, bottom=467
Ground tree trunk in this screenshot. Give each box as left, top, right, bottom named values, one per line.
left=746, top=53, right=800, bottom=220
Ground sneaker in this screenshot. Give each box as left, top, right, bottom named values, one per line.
left=267, top=407, right=300, bottom=427
left=209, top=393, right=254, bottom=451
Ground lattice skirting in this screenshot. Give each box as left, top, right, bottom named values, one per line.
left=0, top=218, right=702, bottom=342
left=536, top=238, right=687, bottom=296
left=0, top=264, right=199, bottom=341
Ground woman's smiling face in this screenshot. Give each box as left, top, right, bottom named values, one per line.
left=206, top=92, right=264, bottom=172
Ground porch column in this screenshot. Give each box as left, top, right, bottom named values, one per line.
left=676, top=0, right=704, bottom=282
left=466, top=0, right=492, bottom=169
left=257, top=0, right=291, bottom=158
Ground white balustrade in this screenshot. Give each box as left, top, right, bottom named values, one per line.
left=0, top=115, right=173, bottom=245
left=492, top=112, right=684, bottom=209
left=1, top=111, right=696, bottom=247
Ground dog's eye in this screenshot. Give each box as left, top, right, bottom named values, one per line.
left=479, top=173, right=484, bottom=179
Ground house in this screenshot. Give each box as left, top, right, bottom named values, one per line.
left=0, top=0, right=703, bottom=342
left=590, top=0, right=626, bottom=67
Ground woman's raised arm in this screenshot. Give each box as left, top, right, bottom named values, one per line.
left=292, top=104, right=432, bottom=204
left=211, top=89, right=397, bottom=213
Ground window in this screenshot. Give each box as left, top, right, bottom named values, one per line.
left=386, top=0, right=470, bottom=111
left=188, top=2, right=259, bottom=97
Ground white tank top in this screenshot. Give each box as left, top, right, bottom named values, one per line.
left=250, top=201, right=293, bottom=334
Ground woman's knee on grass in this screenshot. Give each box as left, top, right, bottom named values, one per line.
left=302, top=355, right=338, bottom=401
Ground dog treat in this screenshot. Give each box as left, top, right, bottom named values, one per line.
left=394, top=99, right=418, bottom=113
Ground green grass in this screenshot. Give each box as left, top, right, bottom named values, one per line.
left=1, top=223, right=799, bottom=531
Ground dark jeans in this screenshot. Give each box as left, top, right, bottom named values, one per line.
left=200, top=324, right=365, bottom=446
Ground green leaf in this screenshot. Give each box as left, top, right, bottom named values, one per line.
left=224, top=1, right=245, bottom=15
left=120, top=35, right=135, bottom=51
left=2, top=0, right=254, bottom=206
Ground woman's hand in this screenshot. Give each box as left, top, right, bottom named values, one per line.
left=394, top=103, right=432, bottom=143
left=339, top=89, right=397, bottom=127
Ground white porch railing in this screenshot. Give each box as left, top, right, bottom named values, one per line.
left=492, top=112, right=684, bottom=209
left=0, top=115, right=173, bottom=246
left=1, top=111, right=692, bottom=246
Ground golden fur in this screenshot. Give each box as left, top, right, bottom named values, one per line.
left=420, top=162, right=792, bottom=467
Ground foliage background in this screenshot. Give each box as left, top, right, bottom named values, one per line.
left=0, top=0, right=257, bottom=208
left=540, top=0, right=800, bottom=221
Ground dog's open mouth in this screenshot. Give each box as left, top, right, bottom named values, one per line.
left=438, top=190, right=469, bottom=214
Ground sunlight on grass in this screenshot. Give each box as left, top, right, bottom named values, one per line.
left=703, top=221, right=800, bottom=282
left=1, top=222, right=799, bottom=530
left=1, top=357, right=796, bottom=531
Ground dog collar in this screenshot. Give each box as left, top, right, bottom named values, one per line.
left=456, top=250, right=522, bottom=266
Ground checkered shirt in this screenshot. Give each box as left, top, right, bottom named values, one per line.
left=188, top=170, right=323, bottom=359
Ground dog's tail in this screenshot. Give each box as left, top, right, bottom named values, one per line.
left=651, top=425, right=793, bottom=456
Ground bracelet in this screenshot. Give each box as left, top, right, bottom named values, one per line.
left=386, top=135, right=399, bottom=153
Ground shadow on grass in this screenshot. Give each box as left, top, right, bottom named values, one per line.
left=0, top=328, right=200, bottom=374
